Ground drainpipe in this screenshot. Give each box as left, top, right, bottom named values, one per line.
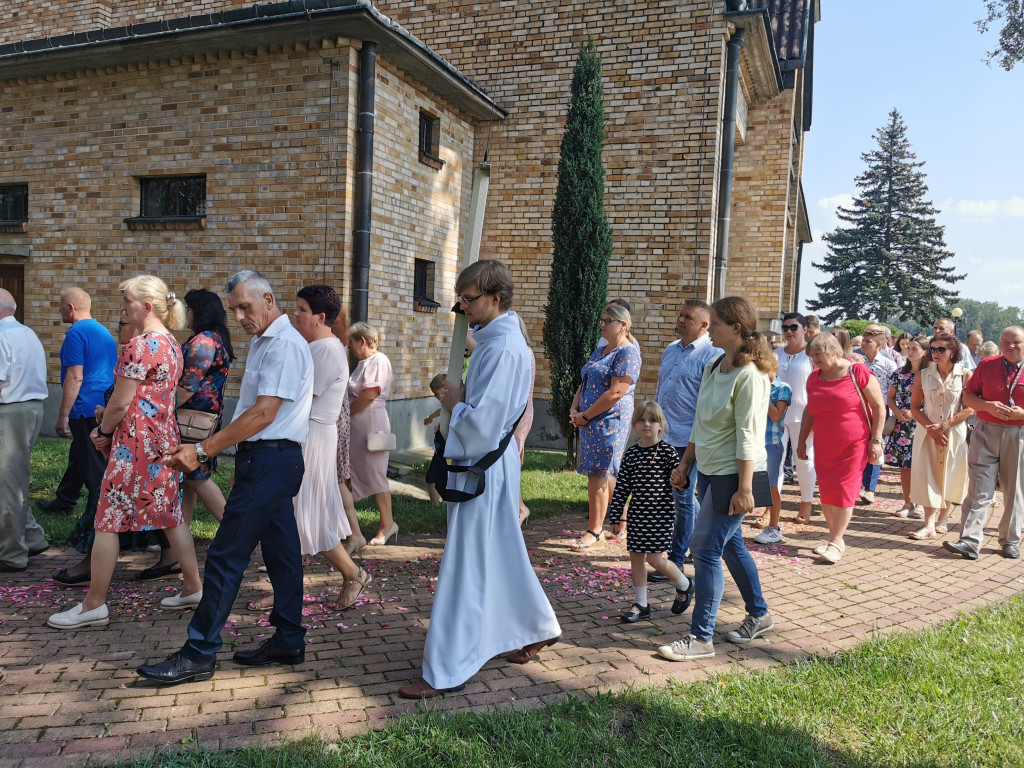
left=352, top=41, right=376, bottom=323
left=714, top=27, right=745, bottom=301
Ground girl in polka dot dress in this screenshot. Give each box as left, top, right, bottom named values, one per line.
left=608, top=401, right=694, bottom=624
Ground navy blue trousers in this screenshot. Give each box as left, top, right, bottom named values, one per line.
left=182, top=442, right=305, bottom=661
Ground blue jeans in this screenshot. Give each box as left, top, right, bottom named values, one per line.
left=862, top=462, right=881, bottom=492
left=183, top=442, right=306, bottom=661
left=690, top=477, right=769, bottom=642
left=669, top=449, right=698, bottom=568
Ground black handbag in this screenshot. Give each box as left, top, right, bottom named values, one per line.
left=426, top=407, right=526, bottom=503
left=702, top=470, right=774, bottom=514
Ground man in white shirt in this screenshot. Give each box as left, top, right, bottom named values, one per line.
left=857, top=327, right=898, bottom=503
left=137, top=270, right=313, bottom=685
left=0, top=289, right=49, bottom=572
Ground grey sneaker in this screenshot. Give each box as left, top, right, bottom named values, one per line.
left=860, top=490, right=875, bottom=504
left=726, top=613, right=774, bottom=644
left=753, top=526, right=783, bottom=545
left=657, top=635, right=715, bottom=661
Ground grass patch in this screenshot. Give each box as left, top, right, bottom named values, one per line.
left=30, top=441, right=587, bottom=544
left=117, top=598, right=1024, bottom=767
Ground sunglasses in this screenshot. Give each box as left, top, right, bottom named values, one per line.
left=929, top=346, right=953, bottom=354
left=781, top=324, right=802, bottom=332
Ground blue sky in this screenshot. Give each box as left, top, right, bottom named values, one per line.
left=798, top=0, right=1024, bottom=314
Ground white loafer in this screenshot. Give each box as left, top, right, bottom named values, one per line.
left=47, top=602, right=109, bottom=629
left=160, top=590, right=203, bottom=609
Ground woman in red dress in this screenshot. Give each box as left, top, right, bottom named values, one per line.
left=798, top=332, right=885, bottom=564
left=47, top=276, right=204, bottom=629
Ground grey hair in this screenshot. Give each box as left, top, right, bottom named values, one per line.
left=225, top=270, right=273, bottom=300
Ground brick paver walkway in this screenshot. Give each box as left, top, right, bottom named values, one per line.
left=2, top=469, right=1022, bottom=766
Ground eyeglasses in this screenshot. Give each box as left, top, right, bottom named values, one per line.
left=781, top=324, right=802, bottom=332
left=456, top=294, right=483, bottom=306
left=929, top=346, right=953, bottom=354
left=600, top=318, right=622, bottom=326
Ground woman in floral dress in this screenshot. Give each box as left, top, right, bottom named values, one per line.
left=47, top=276, right=204, bottom=629
left=886, top=334, right=929, bottom=519
left=139, top=289, right=233, bottom=580
left=568, top=304, right=642, bottom=550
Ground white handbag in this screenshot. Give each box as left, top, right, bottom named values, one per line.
left=366, top=431, right=397, bottom=452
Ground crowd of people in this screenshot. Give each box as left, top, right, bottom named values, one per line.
left=2, top=272, right=1023, bottom=690
left=564, top=301, right=1024, bottom=661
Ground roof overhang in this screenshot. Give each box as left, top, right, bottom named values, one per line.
left=0, top=0, right=506, bottom=123
left=725, top=8, right=783, bottom=100
left=796, top=181, right=812, bottom=244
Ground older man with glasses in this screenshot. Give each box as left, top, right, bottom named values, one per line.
left=944, top=326, right=1024, bottom=560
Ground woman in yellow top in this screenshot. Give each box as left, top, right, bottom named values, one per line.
left=657, top=296, right=774, bottom=662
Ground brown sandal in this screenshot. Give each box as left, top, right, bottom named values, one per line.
left=336, top=568, right=372, bottom=610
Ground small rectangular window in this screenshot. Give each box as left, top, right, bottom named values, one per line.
left=139, top=175, right=206, bottom=218
left=0, top=184, right=28, bottom=223
left=413, top=258, right=439, bottom=312
left=418, top=112, right=444, bottom=170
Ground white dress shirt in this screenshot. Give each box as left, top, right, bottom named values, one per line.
left=0, top=316, right=48, bottom=404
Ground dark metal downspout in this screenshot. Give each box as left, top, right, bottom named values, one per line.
left=352, top=41, right=376, bottom=324
left=714, top=27, right=745, bottom=301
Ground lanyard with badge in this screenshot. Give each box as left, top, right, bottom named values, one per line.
left=1003, top=358, right=1024, bottom=407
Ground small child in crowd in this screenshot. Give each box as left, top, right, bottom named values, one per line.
left=424, top=373, right=447, bottom=503
left=607, top=401, right=694, bottom=624
left=753, top=355, right=791, bottom=545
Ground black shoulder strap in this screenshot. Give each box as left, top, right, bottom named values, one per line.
left=709, top=354, right=725, bottom=373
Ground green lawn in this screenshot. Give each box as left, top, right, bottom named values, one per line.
left=112, top=598, right=1024, bottom=767
left=29, top=439, right=588, bottom=546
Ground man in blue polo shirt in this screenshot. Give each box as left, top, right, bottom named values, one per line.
left=655, top=300, right=722, bottom=571
left=36, top=288, right=117, bottom=520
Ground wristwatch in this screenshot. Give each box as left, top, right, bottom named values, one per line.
left=869, top=438, right=883, bottom=445
left=941, top=421, right=950, bottom=431
left=195, top=442, right=209, bottom=463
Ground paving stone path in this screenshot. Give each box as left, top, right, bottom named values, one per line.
left=2, top=468, right=1022, bottom=766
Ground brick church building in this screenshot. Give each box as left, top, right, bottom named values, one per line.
left=0, top=0, right=819, bottom=448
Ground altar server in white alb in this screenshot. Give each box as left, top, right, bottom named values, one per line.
left=399, top=259, right=561, bottom=699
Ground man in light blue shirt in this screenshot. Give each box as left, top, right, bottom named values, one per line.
left=655, top=300, right=722, bottom=570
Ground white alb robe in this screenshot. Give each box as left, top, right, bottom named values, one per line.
left=422, top=311, right=561, bottom=689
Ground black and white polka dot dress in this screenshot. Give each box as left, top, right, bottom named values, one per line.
left=607, top=440, right=678, bottom=553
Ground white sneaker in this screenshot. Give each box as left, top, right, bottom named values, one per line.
left=47, top=602, right=109, bottom=629
left=860, top=490, right=875, bottom=504
left=657, top=635, right=715, bottom=661
left=753, top=526, right=783, bottom=545
left=726, top=612, right=774, bottom=644
left=160, top=590, right=203, bottom=609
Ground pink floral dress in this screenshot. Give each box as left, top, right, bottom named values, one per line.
left=94, top=330, right=185, bottom=533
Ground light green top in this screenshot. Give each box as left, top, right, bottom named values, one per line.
left=691, top=359, right=770, bottom=476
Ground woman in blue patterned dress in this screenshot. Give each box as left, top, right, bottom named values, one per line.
left=569, top=304, right=642, bottom=550
left=139, top=289, right=233, bottom=580
left=886, top=334, right=928, bottom=519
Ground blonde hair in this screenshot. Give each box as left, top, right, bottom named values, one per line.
left=605, top=304, right=632, bottom=333
left=829, top=326, right=853, bottom=358
left=808, top=331, right=844, bottom=360
left=119, top=275, right=186, bottom=330
left=348, top=321, right=379, bottom=348
left=632, top=400, right=667, bottom=432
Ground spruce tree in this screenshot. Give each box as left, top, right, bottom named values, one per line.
left=543, top=38, right=612, bottom=466
left=808, top=109, right=963, bottom=326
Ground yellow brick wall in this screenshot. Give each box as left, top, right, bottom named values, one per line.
left=0, top=38, right=476, bottom=403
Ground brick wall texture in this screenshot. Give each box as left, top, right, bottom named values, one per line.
left=0, top=0, right=811, bottom=407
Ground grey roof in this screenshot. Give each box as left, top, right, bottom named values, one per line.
left=751, top=0, right=815, bottom=65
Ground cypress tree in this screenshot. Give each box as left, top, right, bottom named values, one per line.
left=543, top=38, right=612, bottom=466
left=808, top=109, right=963, bottom=326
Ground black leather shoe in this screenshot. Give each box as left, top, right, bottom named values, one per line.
left=1002, top=544, right=1020, bottom=559
left=0, top=562, right=27, bottom=573
left=137, top=652, right=215, bottom=685
left=671, top=578, right=696, bottom=615
left=28, top=545, right=50, bottom=557
left=647, top=571, right=668, bottom=583
left=621, top=602, right=651, bottom=623
left=35, top=499, right=75, bottom=515
left=942, top=540, right=979, bottom=560
left=233, top=636, right=304, bottom=667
